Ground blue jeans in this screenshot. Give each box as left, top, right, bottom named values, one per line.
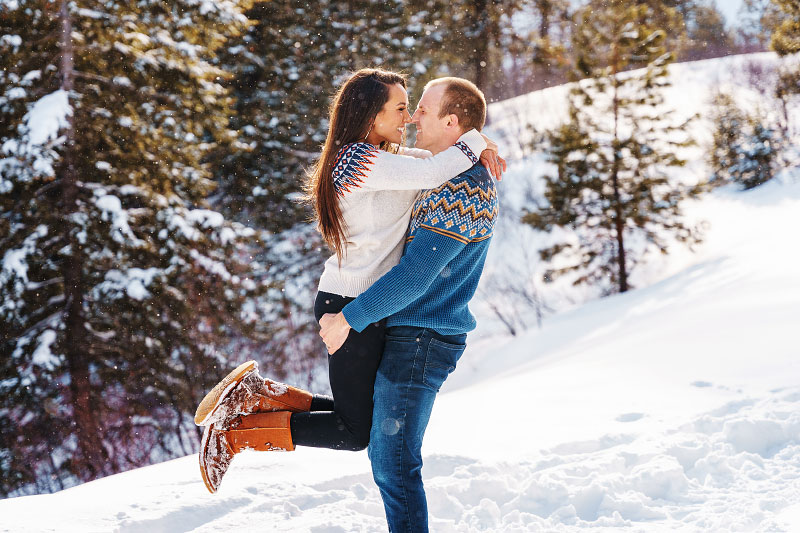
left=368, top=326, right=467, bottom=533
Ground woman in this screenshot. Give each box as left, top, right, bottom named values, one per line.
left=194, top=68, right=504, bottom=493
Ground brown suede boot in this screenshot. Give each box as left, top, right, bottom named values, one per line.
left=199, top=411, right=294, bottom=494
left=194, top=360, right=313, bottom=426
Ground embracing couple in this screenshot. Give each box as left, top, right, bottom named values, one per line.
left=194, top=68, right=503, bottom=532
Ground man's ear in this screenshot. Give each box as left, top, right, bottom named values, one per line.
left=446, top=113, right=460, bottom=129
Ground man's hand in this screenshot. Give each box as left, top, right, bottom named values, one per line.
left=479, top=133, right=507, bottom=181
left=319, top=312, right=351, bottom=354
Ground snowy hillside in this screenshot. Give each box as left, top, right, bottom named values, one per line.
left=2, top=54, right=799, bottom=532
left=473, top=52, right=798, bottom=333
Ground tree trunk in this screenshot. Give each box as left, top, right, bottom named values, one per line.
left=472, top=0, right=489, bottom=91
left=59, top=0, right=108, bottom=480
left=610, top=49, right=629, bottom=293
left=538, top=0, right=551, bottom=40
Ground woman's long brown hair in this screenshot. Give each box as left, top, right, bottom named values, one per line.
left=305, top=68, right=407, bottom=263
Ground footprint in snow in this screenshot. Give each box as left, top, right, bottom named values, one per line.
left=616, top=412, right=645, bottom=423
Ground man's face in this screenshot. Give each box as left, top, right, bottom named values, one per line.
left=411, top=84, right=454, bottom=154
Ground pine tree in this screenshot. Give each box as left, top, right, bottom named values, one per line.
left=635, top=0, right=691, bottom=58
left=771, top=0, right=800, bottom=137
left=505, top=0, right=573, bottom=95
left=771, top=0, right=800, bottom=57
left=741, top=0, right=785, bottom=50
left=524, top=0, right=700, bottom=294
left=709, top=92, right=782, bottom=190
left=0, top=0, right=274, bottom=495
left=406, top=0, right=530, bottom=99
left=709, top=92, right=748, bottom=187
left=682, top=1, right=736, bottom=60
left=739, top=121, right=782, bottom=188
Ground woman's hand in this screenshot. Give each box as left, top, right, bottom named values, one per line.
left=479, top=133, right=507, bottom=181
left=319, top=312, right=351, bottom=354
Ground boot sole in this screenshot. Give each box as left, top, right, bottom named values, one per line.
left=199, top=424, right=216, bottom=493
left=195, top=360, right=258, bottom=426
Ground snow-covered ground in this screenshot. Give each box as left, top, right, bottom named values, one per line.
left=2, top=54, right=799, bottom=532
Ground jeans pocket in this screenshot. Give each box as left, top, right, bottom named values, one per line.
left=422, top=338, right=466, bottom=392
left=380, top=334, right=420, bottom=385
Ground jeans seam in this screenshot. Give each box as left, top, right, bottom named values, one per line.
left=399, top=336, right=422, bottom=531
left=422, top=342, right=436, bottom=393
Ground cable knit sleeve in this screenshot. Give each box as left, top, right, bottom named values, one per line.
left=331, top=129, right=486, bottom=194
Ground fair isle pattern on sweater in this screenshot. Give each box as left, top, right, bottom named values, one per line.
left=455, top=140, right=480, bottom=165
left=340, top=163, right=498, bottom=335
left=407, top=172, right=498, bottom=245
left=332, top=143, right=380, bottom=197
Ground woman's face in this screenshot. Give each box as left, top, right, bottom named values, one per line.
left=366, top=83, right=412, bottom=145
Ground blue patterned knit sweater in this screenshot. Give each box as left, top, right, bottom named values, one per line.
left=341, top=162, right=498, bottom=335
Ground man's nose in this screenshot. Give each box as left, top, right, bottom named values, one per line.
left=410, top=110, right=420, bottom=123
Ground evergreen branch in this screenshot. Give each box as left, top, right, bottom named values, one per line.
left=0, top=180, right=63, bottom=247
left=14, top=310, right=64, bottom=348
left=73, top=70, right=113, bottom=85
left=24, top=277, right=64, bottom=291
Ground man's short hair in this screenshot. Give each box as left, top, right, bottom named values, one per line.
left=424, top=77, right=486, bottom=132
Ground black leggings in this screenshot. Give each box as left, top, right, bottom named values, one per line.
left=289, top=291, right=385, bottom=451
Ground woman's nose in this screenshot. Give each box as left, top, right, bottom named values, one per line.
left=403, top=110, right=412, bottom=123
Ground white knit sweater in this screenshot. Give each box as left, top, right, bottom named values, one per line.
left=317, top=128, right=487, bottom=297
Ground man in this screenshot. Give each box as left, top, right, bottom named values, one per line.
left=319, top=77, right=500, bottom=533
